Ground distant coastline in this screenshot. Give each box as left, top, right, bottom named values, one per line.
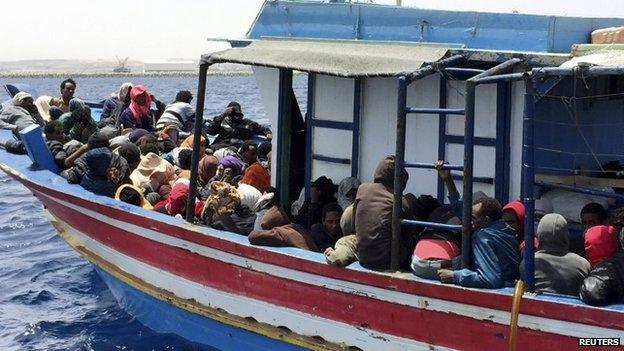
left=0, top=71, right=252, bottom=78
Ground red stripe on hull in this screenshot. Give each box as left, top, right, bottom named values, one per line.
left=24, top=178, right=624, bottom=332
left=40, top=191, right=586, bottom=351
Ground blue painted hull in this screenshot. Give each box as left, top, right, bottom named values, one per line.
left=94, top=267, right=305, bottom=351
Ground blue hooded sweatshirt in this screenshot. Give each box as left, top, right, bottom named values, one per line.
left=453, top=220, right=521, bottom=289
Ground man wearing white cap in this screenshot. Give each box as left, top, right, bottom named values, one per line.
left=0, top=92, right=45, bottom=132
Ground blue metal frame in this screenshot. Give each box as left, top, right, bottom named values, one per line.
left=406, top=107, right=465, bottom=115
left=445, top=135, right=496, bottom=147
left=312, top=154, right=351, bottom=164
left=437, top=75, right=448, bottom=202
left=351, top=78, right=361, bottom=177
left=401, top=219, right=462, bottom=232
left=495, top=82, right=512, bottom=203
left=521, top=81, right=536, bottom=292
left=304, top=74, right=361, bottom=197
left=304, top=73, right=315, bottom=198
left=405, top=162, right=463, bottom=171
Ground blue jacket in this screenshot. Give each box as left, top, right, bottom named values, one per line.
left=453, top=220, right=521, bottom=288
left=80, top=147, right=115, bottom=197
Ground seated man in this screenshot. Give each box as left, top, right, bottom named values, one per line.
left=0, top=92, right=44, bottom=132
left=205, top=101, right=271, bottom=149
left=239, top=140, right=270, bottom=192
left=310, top=203, right=343, bottom=252
left=572, top=202, right=610, bottom=257
left=520, top=214, right=590, bottom=295
left=437, top=197, right=520, bottom=289
left=293, top=176, right=337, bottom=228
left=156, top=90, right=195, bottom=144
left=355, top=155, right=415, bottom=270
left=52, top=78, right=76, bottom=113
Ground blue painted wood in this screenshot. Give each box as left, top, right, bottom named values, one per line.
left=351, top=78, right=361, bottom=177
left=401, top=219, right=462, bottom=231
left=304, top=73, right=314, bottom=198
left=405, top=162, right=463, bottom=171
left=19, top=124, right=58, bottom=173
left=311, top=119, right=353, bottom=130
left=405, top=107, right=464, bottom=115
left=96, top=268, right=304, bottom=351
left=437, top=75, right=447, bottom=202
left=445, top=134, right=496, bottom=147
left=248, top=1, right=624, bottom=53
left=451, top=173, right=494, bottom=184
left=495, top=82, right=512, bottom=203
left=312, top=154, right=351, bottom=165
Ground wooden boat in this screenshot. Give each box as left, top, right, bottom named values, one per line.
left=3, top=1, right=624, bottom=350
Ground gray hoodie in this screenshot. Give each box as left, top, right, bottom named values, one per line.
left=521, top=213, right=590, bottom=295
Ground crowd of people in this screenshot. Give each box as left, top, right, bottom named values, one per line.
left=1, top=79, right=623, bottom=307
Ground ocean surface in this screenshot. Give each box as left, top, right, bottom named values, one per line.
left=0, top=75, right=307, bottom=351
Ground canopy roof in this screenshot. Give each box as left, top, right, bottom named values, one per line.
left=562, top=45, right=624, bottom=68
left=203, top=39, right=451, bottom=78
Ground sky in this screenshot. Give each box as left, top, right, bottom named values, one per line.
left=2, top=0, right=624, bottom=62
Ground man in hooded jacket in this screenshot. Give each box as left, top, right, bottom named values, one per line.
left=520, top=213, right=590, bottom=295
left=354, top=155, right=415, bottom=270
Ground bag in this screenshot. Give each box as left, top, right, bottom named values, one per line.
left=579, top=253, right=624, bottom=305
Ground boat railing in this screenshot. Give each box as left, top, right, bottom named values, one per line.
left=392, top=57, right=523, bottom=271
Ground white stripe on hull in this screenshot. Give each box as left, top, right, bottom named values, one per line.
left=41, top=193, right=624, bottom=340
left=48, top=211, right=452, bottom=351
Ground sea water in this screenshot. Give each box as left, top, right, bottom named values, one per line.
left=0, top=75, right=307, bottom=351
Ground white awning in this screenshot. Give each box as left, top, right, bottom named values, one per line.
left=203, top=38, right=451, bottom=78
left=561, top=50, right=624, bottom=68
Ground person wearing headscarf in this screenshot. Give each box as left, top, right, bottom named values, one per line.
left=154, top=179, right=195, bottom=217
left=585, top=225, right=619, bottom=268
left=520, top=214, right=590, bottom=295
left=211, top=155, right=245, bottom=185
left=0, top=92, right=44, bottom=131
left=213, top=146, right=237, bottom=162
left=119, top=85, right=156, bottom=131
left=100, top=82, right=133, bottom=127
left=336, top=177, right=361, bottom=210
left=354, top=156, right=415, bottom=270
left=34, top=96, right=57, bottom=122
left=198, top=154, right=219, bottom=187
left=115, top=184, right=153, bottom=210
left=200, top=181, right=241, bottom=225
left=180, top=134, right=206, bottom=160
left=130, top=152, right=176, bottom=195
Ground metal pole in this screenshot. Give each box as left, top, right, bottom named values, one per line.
left=185, top=63, right=209, bottom=222
left=461, top=81, right=476, bottom=268
left=391, top=76, right=408, bottom=270
left=521, top=78, right=536, bottom=292
left=405, top=54, right=465, bottom=84
left=470, top=58, right=522, bottom=83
